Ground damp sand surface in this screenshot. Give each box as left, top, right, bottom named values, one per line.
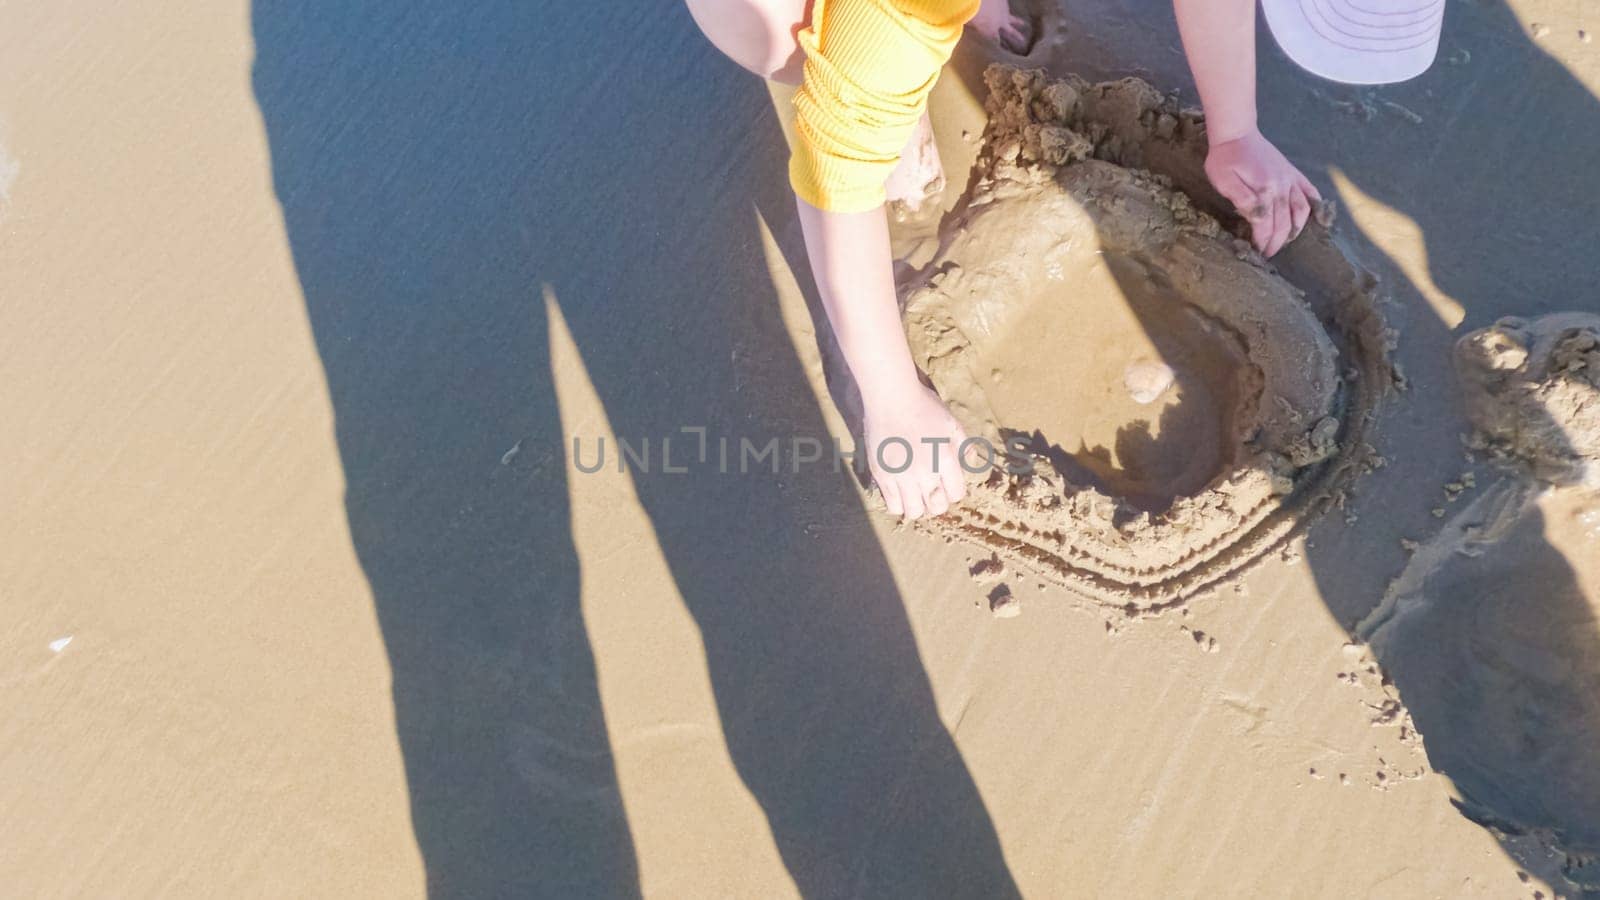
left=977, top=249, right=1245, bottom=511
left=1365, top=480, right=1600, bottom=885
left=6, top=0, right=1600, bottom=898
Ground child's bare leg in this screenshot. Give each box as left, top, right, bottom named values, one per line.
left=883, top=0, right=1036, bottom=212
left=687, top=0, right=946, bottom=209
left=883, top=111, right=944, bottom=212
left=685, top=0, right=811, bottom=85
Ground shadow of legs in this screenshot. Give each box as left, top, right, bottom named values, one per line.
left=253, top=1, right=1018, bottom=895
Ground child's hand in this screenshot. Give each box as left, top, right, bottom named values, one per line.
left=1204, top=129, right=1323, bottom=257
left=862, top=382, right=970, bottom=521
left=967, top=0, right=1032, bottom=54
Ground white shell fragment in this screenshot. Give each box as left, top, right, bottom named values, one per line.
left=1123, top=359, right=1176, bottom=405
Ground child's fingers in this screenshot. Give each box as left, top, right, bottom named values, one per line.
left=923, top=478, right=950, bottom=517
left=1214, top=169, right=1276, bottom=254
left=1264, top=193, right=1290, bottom=256
left=938, top=450, right=967, bottom=505
left=899, top=480, right=927, bottom=521
left=1244, top=200, right=1273, bottom=254
left=939, top=427, right=969, bottom=505
left=879, top=476, right=905, bottom=517
left=1296, top=172, right=1323, bottom=202
left=1288, top=185, right=1311, bottom=240
left=958, top=431, right=986, bottom=472
left=1001, top=22, right=1027, bottom=52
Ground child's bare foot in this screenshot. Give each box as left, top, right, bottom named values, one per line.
left=968, top=0, right=1033, bottom=54
left=885, top=111, right=945, bottom=214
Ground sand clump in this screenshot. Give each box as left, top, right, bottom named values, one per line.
left=901, top=65, right=1392, bottom=609
left=1457, top=313, right=1600, bottom=485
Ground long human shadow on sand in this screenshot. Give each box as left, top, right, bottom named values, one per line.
left=250, top=3, right=1019, bottom=896
left=958, top=0, right=1600, bottom=888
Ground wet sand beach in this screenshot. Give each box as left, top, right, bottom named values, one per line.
left=3, top=0, right=1599, bottom=896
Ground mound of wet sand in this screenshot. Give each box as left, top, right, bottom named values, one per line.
left=1458, top=313, right=1600, bottom=486
left=902, top=66, right=1393, bottom=610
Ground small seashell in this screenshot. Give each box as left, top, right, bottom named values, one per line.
left=1123, top=359, right=1175, bottom=404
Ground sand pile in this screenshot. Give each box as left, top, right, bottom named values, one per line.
left=903, top=66, right=1392, bottom=609
left=1457, top=313, right=1600, bottom=486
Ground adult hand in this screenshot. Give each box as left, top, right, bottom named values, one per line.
left=1205, top=129, right=1322, bottom=257
left=861, top=381, right=970, bottom=521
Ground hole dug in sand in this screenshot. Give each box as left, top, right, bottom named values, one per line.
left=901, top=66, right=1391, bottom=609
left=953, top=237, right=1264, bottom=514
